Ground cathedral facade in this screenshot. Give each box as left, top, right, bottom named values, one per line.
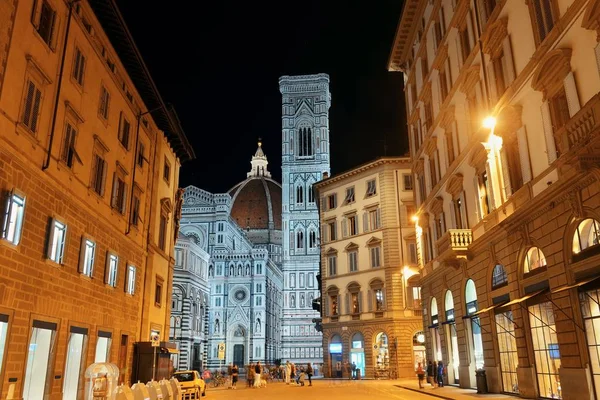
left=279, top=74, right=331, bottom=365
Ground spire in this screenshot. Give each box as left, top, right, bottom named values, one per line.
left=247, top=139, right=271, bottom=178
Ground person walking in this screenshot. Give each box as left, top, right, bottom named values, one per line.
left=247, top=364, right=255, bottom=388
left=306, top=363, right=313, bottom=386
left=426, top=361, right=434, bottom=386
left=227, top=362, right=233, bottom=389
left=285, top=361, right=292, bottom=384
left=416, top=362, right=425, bottom=389
left=254, top=361, right=262, bottom=388
left=437, top=361, right=445, bottom=387
left=231, top=364, right=239, bottom=389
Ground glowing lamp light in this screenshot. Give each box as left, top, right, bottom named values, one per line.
left=411, top=215, right=419, bottom=223
left=417, top=334, right=426, bottom=343
left=482, top=116, right=497, bottom=130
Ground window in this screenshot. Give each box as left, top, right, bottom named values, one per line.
left=524, top=247, right=547, bottom=273
left=256, top=283, right=262, bottom=292
left=80, top=237, right=95, bottom=277
left=61, top=122, right=80, bottom=168
left=330, top=295, right=339, bottom=315
left=528, top=302, right=561, bottom=398
left=327, top=194, right=337, bottom=210
left=296, top=230, right=304, bottom=249
left=137, top=143, right=145, bottom=168
left=308, top=185, right=314, bottom=203
left=158, top=214, right=167, bottom=251
left=351, top=292, right=360, bottom=314
left=452, top=195, right=466, bottom=229
left=434, top=213, right=445, bottom=240
left=366, top=180, right=377, bottom=197
left=408, top=241, right=418, bottom=264
left=131, top=187, right=141, bottom=227
left=424, top=100, right=433, bottom=132
left=47, top=219, right=67, bottom=264
left=126, top=265, right=136, bottom=295
left=445, top=129, right=455, bottom=165
left=343, top=214, right=358, bottom=237
left=370, top=246, right=381, bottom=268
left=327, top=221, right=337, bottom=241
left=33, top=0, right=57, bottom=47
left=296, top=185, right=304, bottom=204
left=23, top=320, right=57, bottom=400
left=530, top=0, right=557, bottom=43
left=375, top=289, right=384, bottom=311
left=95, top=332, right=112, bottom=363
left=215, top=297, right=222, bottom=307
left=106, top=253, right=118, bottom=287
left=21, top=79, right=42, bottom=133
left=439, top=66, right=449, bottom=101
left=155, top=278, right=163, bottom=307
left=118, top=112, right=131, bottom=149
left=348, top=251, right=358, bottom=272
left=72, top=47, right=86, bottom=86
left=290, top=273, right=296, bottom=288
left=90, top=153, right=107, bottom=196
left=63, top=326, right=87, bottom=400
left=99, top=86, right=110, bottom=120
left=111, top=171, right=127, bottom=214
left=256, top=296, right=262, bottom=306
left=328, top=255, right=337, bottom=276
left=344, top=187, right=355, bottom=204
left=163, top=158, right=171, bottom=184
left=477, top=170, right=492, bottom=217
left=309, top=230, right=317, bottom=248
left=298, top=127, right=313, bottom=156
left=459, top=20, right=472, bottom=63
left=573, top=219, right=600, bottom=255
left=491, top=264, right=508, bottom=289
left=2, top=191, right=25, bottom=245
left=548, top=86, right=570, bottom=132
left=368, top=208, right=381, bottom=231
left=495, top=311, right=518, bottom=394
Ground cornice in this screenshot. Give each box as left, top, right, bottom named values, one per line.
left=314, top=157, right=411, bottom=189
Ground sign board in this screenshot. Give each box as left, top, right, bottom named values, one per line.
left=150, top=331, right=160, bottom=347
left=218, top=342, right=225, bottom=360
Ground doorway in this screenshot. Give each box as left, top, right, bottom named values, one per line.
left=233, top=344, right=244, bottom=367
left=350, top=332, right=365, bottom=378
left=118, top=334, right=128, bottom=385
left=192, top=343, right=201, bottom=372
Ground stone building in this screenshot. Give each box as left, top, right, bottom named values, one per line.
left=0, top=0, right=193, bottom=398
left=174, top=143, right=283, bottom=370
left=279, top=74, right=330, bottom=366
left=314, top=157, right=421, bottom=379
left=389, top=0, right=600, bottom=398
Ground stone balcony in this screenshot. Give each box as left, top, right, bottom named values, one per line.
left=558, top=93, right=600, bottom=154
left=436, top=229, right=473, bottom=264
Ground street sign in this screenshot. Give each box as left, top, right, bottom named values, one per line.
left=218, top=342, right=225, bottom=360
left=150, top=331, right=160, bottom=347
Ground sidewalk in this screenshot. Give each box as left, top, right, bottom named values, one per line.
left=395, top=379, right=513, bottom=400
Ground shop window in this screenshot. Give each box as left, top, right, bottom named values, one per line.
left=23, top=320, right=57, bottom=399
left=524, top=247, right=547, bottom=274
left=528, top=301, right=561, bottom=398
left=491, top=264, right=508, bottom=289
left=495, top=311, right=518, bottom=393
left=63, top=326, right=88, bottom=400
left=572, top=218, right=600, bottom=255
left=0, top=315, right=8, bottom=383
left=374, top=332, right=389, bottom=372
left=465, top=279, right=484, bottom=369
left=580, top=288, right=600, bottom=400
left=94, top=331, right=111, bottom=363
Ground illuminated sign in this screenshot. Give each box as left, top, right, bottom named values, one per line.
left=329, top=343, right=342, bottom=353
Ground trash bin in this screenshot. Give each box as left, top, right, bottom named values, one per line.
left=475, top=369, right=488, bottom=394
left=356, top=369, right=361, bottom=380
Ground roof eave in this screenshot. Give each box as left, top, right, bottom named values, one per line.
left=387, top=0, right=424, bottom=72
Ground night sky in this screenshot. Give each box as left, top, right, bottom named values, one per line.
left=116, top=0, right=408, bottom=193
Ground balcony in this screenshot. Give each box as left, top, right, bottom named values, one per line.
left=558, top=93, right=600, bottom=154
left=436, top=229, right=473, bottom=263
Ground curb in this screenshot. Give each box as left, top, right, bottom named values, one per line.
left=395, top=385, right=455, bottom=400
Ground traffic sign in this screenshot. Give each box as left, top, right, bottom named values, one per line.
left=150, top=331, right=160, bottom=347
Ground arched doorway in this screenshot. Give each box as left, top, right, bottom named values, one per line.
left=230, top=324, right=246, bottom=368
left=465, top=279, right=484, bottom=388
left=445, top=290, right=460, bottom=384
left=350, top=332, right=365, bottom=378
left=373, top=332, right=390, bottom=376
left=329, top=334, right=343, bottom=378
left=430, top=297, right=442, bottom=362
left=412, top=331, right=426, bottom=370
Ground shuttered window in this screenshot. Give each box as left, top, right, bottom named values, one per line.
left=22, top=80, right=42, bottom=133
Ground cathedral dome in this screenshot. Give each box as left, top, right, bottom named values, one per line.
left=228, top=141, right=282, bottom=231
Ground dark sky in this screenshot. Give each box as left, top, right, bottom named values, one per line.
left=116, top=0, right=408, bottom=193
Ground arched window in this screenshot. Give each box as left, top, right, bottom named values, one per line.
left=524, top=247, right=547, bottom=273
left=445, top=290, right=455, bottom=322
left=309, top=230, right=317, bottom=248
left=308, top=184, right=314, bottom=203
left=430, top=297, right=439, bottom=325
left=465, top=279, right=478, bottom=314
left=296, top=185, right=304, bottom=204
left=573, top=218, right=600, bottom=254
left=230, top=265, right=234, bottom=276
left=492, top=264, right=508, bottom=289
left=298, top=127, right=313, bottom=157
left=297, top=231, right=304, bottom=249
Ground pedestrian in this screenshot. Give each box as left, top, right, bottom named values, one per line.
left=437, top=361, right=444, bottom=387
left=291, top=363, right=296, bottom=383
left=247, top=364, right=255, bottom=388
left=426, top=361, right=434, bottom=386
left=351, top=362, right=357, bottom=380
left=306, top=363, right=313, bottom=386
left=227, top=362, right=233, bottom=389
left=231, top=363, right=239, bottom=389
left=254, top=361, right=262, bottom=388
left=285, top=360, right=292, bottom=384
left=416, top=362, right=425, bottom=389
left=432, top=361, right=438, bottom=387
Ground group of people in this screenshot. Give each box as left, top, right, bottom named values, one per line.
left=283, top=360, right=313, bottom=387
left=416, top=361, right=446, bottom=389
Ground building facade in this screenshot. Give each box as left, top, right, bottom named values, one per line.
left=389, top=0, right=600, bottom=398
left=0, top=0, right=193, bottom=398
left=174, top=143, right=283, bottom=370
left=314, top=158, right=421, bottom=379
left=279, top=74, right=330, bottom=366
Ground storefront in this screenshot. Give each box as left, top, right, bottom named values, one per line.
left=373, top=332, right=389, bottom=375
left=443, top=290, right=459, bottom=384
left=429, top=297, right=442, bottom=362
left=349, top=332, right=365, bottom=378
left=412, top=331, right=426, bottom=370
left=465, top=279, right=484, bottom=389
left=329, top=334, right=343, bottom=378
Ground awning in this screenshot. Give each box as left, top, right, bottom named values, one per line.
left=467, top=301, right=508, bottom=318
left=502, top=288, right=548, bottom=308
left=427, top=324, right=439, bottom=329
left=161, top=347, right=179, bottom=354
left=552, top=275, right=600, bottom=294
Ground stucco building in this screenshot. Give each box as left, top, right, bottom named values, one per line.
left=389, top=0, right=600, bottom=398
left=314, top=157, right=421, bottom=379
left=0, top=0, right=193, bottom=398
left=174, top=143, right=283, bottom=370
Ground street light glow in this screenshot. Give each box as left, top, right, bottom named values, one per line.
left=483, top=116, right=497, bottom=130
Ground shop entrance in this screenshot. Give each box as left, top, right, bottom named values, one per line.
left=412, top=331, right=426, bottom=370
left=329, top=334, right=343, bottom=378
left=350, top=332, right=365, bottom=378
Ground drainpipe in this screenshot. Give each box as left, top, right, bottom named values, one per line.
left=395, top=170, right=408, bottom=310
left=42, top=0, right=81, bottom=171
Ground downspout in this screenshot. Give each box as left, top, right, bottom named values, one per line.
left=42, top=0, right=81, bottom=171
left=395, top=170, right=408, bottom=310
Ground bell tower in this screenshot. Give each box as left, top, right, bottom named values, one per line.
left=279, top=74, right=331, bottom=364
